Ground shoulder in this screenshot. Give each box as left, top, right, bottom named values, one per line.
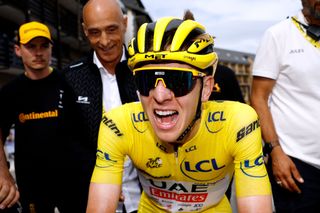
left=204, top=101, right=258, bottom=124
left=62, top=54, right=95, bottom=75
left=0, top=74, right=25, bottom=94
left=205, top=101, right=254, bottom=112
left=100, top=102, right=148, bottom=139
left=106, top=102, right=143, bottom=118
left=264, top=17, right=292, bottom=38
left=62, top=54, right=101, bottom=84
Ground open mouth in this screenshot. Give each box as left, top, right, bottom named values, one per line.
left=154, top=109, right=178, bottom=127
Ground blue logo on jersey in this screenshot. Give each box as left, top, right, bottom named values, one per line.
left=207, top=111, right=226, bottom=122
left=180, top=158, right=225, bottom=181
left=95, top=150, right=117, bottom=168
left=205, top=111, right=225, bottom=133
left=240, top=154, right=267, bottom=178
left=131, top=111, right=148, bottom=133
left=132, top=112, right=149, bottom=122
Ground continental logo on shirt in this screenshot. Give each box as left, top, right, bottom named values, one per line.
left=19, top=110, right=58, bottom=123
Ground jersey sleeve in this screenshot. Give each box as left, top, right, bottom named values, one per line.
left=228, top=104, right=271, bottom=197
left=91, top=105, right=130, bottom=185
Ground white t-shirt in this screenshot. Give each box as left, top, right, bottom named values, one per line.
left=253, top=11, right=320, bottom=169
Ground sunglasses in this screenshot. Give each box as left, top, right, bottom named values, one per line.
left=133, top=67, right=206, bottom=97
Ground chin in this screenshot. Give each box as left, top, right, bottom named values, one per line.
left=156, top=132, right=179, bottom=143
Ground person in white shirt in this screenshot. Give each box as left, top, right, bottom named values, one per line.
left=250, top=0, right=320, bottom=212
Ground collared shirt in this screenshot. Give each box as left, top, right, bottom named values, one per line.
left=92, top=49, right=141, bottom=212
left=252, top=11, right=320, bottom=169
left=93, top=50, right=125, bottom=111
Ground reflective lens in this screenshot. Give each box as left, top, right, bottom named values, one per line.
left=133, top=67, right=206, bottom=97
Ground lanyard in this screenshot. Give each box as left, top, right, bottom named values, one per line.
left=292, top=17, right=320, bottom=49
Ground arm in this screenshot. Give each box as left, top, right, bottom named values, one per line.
left=0, top=129, right=19, bottom=209
left=237, top=195, right=272, bottom=213
left=250, top=76, right=303, bottom=193
left=86, top=183, right=121, bottom=213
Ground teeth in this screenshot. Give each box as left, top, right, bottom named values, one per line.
left=155, top=110, right=176, bottom=116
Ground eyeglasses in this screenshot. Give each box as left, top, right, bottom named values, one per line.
left=133, top=67, right=206, bottom=97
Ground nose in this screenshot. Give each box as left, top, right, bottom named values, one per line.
left=99, top=31, right=109, bottom=46
left=35, top=47, right=43, bottom=56
left=151, top=79, right=174, bottom=102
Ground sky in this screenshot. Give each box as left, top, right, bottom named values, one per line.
left=140, top=0, right=302, bottom=54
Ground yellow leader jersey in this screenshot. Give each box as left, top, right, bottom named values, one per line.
left=92, top=101, right=271, bottom=212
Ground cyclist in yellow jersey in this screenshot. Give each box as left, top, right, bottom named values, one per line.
left=87, top=16, right=272, bottom=213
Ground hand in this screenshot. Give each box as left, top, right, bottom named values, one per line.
left=271, top=147, right=304, bottom=193
left=0, top=169, right=20, bottom=209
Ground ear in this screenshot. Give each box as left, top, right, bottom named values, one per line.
left=14, top=44, right=21, bottom=57
left=123, top=15, right=128, bottom=33
left=201, top=76, right=214, bottom=101
left=82, top=22, right=88, bottom=37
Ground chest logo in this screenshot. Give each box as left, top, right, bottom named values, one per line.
left=180, top=158, right=225, bottom=181
left=146, top=157, right=162, bottom=168
left=76, top=96, right=90, bottom=104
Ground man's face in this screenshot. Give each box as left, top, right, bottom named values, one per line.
left=15, top=37, right=52, bottom=71
left=138, top=63, right=212, bottom=143
left=82, top=8, right=127, bottom=66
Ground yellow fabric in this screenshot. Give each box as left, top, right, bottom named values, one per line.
left=92, top=101, right=271, bottom=212
left=19, top=21, right=52, bottom=44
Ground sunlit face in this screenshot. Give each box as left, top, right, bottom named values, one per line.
left=82, top=6, right=127, bottom=67
left=15, top=37, right=52, bottom=72
left=138, top=63, right=213, bottom=144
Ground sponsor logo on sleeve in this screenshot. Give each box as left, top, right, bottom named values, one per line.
left=240, top=154, right=267, bottom=178
left=95, top=150, right=117, bottom=168
left=102, top=116, right=123, bottom=136
left=236, top=119, right=260, bottom=142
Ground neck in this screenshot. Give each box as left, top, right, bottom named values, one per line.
left=24, top=67, right=52, bottom=80
left=101, top=62, right=118, bottom=75
left=302, top=8, right=320, bottom=26
left=96, top=48, right=123, bottom=75
left=305, top=15, right=320, bottom=26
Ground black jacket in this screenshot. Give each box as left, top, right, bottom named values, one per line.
left=62, top=52, right=138, bottom=173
